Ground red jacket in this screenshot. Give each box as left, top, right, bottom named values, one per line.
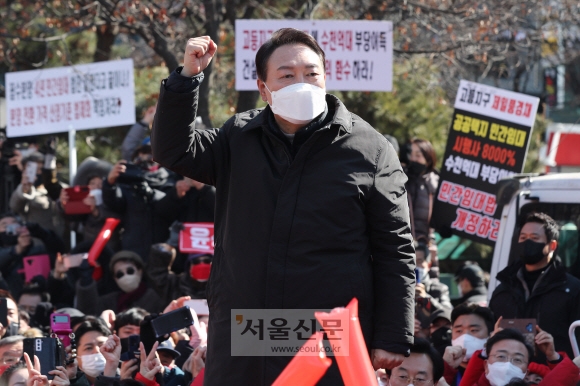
left=458, top=350, right=580, bottom=386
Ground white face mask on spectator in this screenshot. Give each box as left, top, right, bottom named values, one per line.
left=79, top=352, right=106, bottom=377
left=115, top=266, right=142, bottom=293
left=485, top=361, right=525, bottom=386
left=451, top=333, right=487, bottom=361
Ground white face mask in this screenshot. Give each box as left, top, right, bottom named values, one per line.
left=457, top=284, right=463, bottom=297
left=79, top=352, right=106, bottom=377
left=265, top=82, right=326, bottom=124
left=115, top=270, right=142, bottom=293
left=452, top=333, right=487, bottom=361
left=90, top=189, right=103, bottom=206
left=485, top=361, right=526, bottom=386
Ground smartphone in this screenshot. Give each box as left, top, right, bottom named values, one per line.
left=0, top=298, right=7, bottom=327
left=120, top=335, right=140, bottom=361
left=23, top=338, right=65, bottom=380
left=415, top=268, right=421, bottom=284
left=50, top=313, right=72, bottom=348
left=63, top=186, right=92, bottom=215
left=25, top=161, right=37, bottom=185
left=184, top=299, right=209, bottom=316
left=151, top=306, right=195, bottom=338
left=5, top=223, right=20, bottom=236
left=62, top=253, right=88, bottom=269
left=22, top=255, right=51, bottom=282
left=499, top=318, right=537, bottom=348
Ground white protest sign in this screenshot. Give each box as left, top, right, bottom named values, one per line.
left=235, top=20, right=393, bottom=92
left=454, top=80, right=540, bottom=128
left=6, top=59, right=135, bottom=137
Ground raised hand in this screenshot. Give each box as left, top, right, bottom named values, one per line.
left=181, top=36, right=217, bottom=77
left=101, top=334, right=122, bottom=376
left=24, top=353, right=49, bottom=386
left=138, top=341, right=163, bottom=380
left=443, top=345, right=466, bottom=369
left=535, top=325, right=559, bottom=361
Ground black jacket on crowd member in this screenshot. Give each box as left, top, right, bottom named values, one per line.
left=146, top=244, right=208, bottom=303
left=155, top=183, right=216, bottom=224
left=489, top=256, right=580, bottom=359
left=422, top=275, right=452, bottom=312
left=151, top=71, right=415, bottom=386
left=405, top=171, right=439, bottom=242
left=102, top=168, right=174, bottom=261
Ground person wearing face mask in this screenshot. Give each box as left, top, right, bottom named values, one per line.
left=75, top=250, right=165, bottom=316
left=443, top=303, right=494, bottom=385
left=456, top=328, right=580, bottom=386
left=404, top=139, right=440, bottom=278
left=489, top=212, right=580, bottom=360
left=58, top=174, right=117, bottom=245
left=151, top=29, right=416, bottom=385
left=452, top=263, right=488, bottom=307
left=146, top=243, right=211, bottom=304
left=103, top=145, right=176, bottom=261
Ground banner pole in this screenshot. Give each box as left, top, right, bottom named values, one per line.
left=68, top=126, right=77, bottom=249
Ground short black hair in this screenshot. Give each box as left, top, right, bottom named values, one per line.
left=74, top=317, right=111, bottom=346
left=451, top=303, right=494, bottom=337
left=114, top=308, right=149, bottom=332
left=255, top=28, right=326, bottom=82
left=414, top=240, right=430, bottom=262
left=486, top=328, right=533, bottom=364
left=385, top=338, right=444, bottom=381
left=521, top=212, right=559, bottom=242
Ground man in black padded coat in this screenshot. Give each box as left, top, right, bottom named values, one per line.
left=151, top=28, right=416, bottom=385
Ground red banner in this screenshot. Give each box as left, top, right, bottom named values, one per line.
left=179, top=223, right=215, bottom=254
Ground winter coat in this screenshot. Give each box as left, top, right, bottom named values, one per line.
left=102, top=169, right=174, bottom=260
left=405, top=171, right=438, bottom=241
left=10, top=183, right=64, bottom=237
left=146, top=243, right=208, bottom=304
left=422, top=275, right=453, bottom=311
left=489, top=257, right=580, bottom=359
left=151, top=75, right=416, bottom=385
left=155, top=184, right=216, bottom=224
left=75, top=279, right=166, bottom=315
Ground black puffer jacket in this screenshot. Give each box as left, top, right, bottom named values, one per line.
left=151, top=75, right=415, bottom=386
left=489, top=257, right=580, bottom=358
left=405, top=171, right=438, bottom=241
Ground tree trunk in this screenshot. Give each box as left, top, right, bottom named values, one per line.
left=236, top=91, right=260, bottom=113
left=197, top=0, right=221, bottom=129
left=94, top=24, right=116, bottom=62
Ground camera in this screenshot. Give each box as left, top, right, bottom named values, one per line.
left=117, top=163, right=145, bottom=185
left=50, top=313, right=72, bottom=348
left=23, top=337, right=66, bottom=379
left=150, top=306, right=195, bottom=338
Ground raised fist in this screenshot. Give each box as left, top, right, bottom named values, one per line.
left=181, top=36, right=218, bottom=77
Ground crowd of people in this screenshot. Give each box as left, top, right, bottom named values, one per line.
left=1, top=122, right=579, bottom=385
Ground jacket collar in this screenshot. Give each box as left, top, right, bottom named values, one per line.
left=497, top=256, right=568, bottom=290
left=241, top=94, right=352, bottom=133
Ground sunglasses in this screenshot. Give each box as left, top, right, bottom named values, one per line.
left=115, top=267, right=136, bottom=279
left=192, top=259, right=211, bottom=265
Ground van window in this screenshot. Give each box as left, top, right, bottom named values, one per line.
left=510, top=203, right=580, bottom=279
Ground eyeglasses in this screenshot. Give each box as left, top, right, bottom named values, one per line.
left=390, top=375, right=433, bottom=386
left=115, top=267, right=136, bottom=279
left=489, top=353, right=527, bottom=366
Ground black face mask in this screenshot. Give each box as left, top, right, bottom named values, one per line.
left=517, top=239, right=547, bottom=265
left=407, top=161, right=427, bottom=177
left=0, top=232, right=18, bottom=246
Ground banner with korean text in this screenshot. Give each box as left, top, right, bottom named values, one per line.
left=6, top=59, right=135, bottom=137
left=235, top=19, right=392, bottom=91
left=431, top=80, right=540, bottom=246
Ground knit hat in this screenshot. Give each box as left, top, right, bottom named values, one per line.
left=109, top=251, right=144, bottom=272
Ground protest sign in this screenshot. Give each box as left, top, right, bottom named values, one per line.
left=235, top=19, right=392, bottom=92
left=6, top=59, right=135, bottom=137
left=180, top=223, right=215, bottom=254
left=431, top=80, right=540, bottom=246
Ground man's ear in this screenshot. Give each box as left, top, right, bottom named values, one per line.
left=549, top=239, right=558, bottom=252
left=257, top=79, right=268, bottom=102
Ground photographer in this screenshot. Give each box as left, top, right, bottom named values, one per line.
left=102, top=145, right=175, bottom=260
left=9, top=152, right=64, bottom=238
left=0, top=214, right=65, bottom=297
left=0, top=133, right=24, bottom=215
